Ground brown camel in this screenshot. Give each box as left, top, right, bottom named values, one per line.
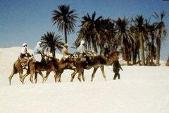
left=43, top=56, right=76, bottom=83
left=22, top=56, right=75, bottom=83
left=69, top=54, right=105, bottom=82
left=21, top=57, right=59, bottom=83
left=69, top=51, right=119, bottom=82
left=8, top=58, right=28, bottom=85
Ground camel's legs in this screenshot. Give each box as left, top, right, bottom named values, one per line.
left=57, top=71, right=63, bottom=82
left=29, top=72, right=34, bottom=83
left=8, top=72, right=15, bottom=85
left=70, top=70, right=77, bottom=82
left=91, top=67, right=98, bottom=82
left=17, top=68, right=24, bottom=84
left=77, top=72, right=82, bottom=82
left=100, top=66, right=106, bottom=80
left=38, top=71, right=44, bottom=83
left=81, top=70, right=85, bottom=82
left=22, top=71, right=29, bottom=84
left=34, top=72, right=38, bottom=83
left=43, top=71, right=50, bottom=82
left=34, top=72, right=44, bottom=83
left=54, top=72, right=59, bottom=83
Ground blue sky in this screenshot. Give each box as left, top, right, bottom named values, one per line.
left=0, top=0, right=169, bottom=58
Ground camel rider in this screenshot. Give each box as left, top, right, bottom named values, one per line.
left=33, top=41, right=43, bottom=62
left=77, top=40, right=85, bottom=54
left=77, top=40, right=87, bottom=61
left=20, top=43, right=29, bottom=58
left=20, top=42, right=31, bottom=69
left=61, top=43, right=71, bottom=60
left=44, top=46, right=53, bottom=62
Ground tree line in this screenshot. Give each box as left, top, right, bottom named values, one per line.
left=40, top=4, right=167, bottom=66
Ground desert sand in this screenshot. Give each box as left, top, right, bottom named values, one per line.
left=0, top=47, right=169, bottom=113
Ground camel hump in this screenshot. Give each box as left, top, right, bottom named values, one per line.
left=99, top=56, right=107, bottom=64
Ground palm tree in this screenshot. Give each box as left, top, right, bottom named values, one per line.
left=76, top=12, right=102, bottom=53
left=115, top=17, right=132, bottom=65
left=98, top=18, right=116, bottom=55
left=129, top=25, right=140, bottom=65
left=144, top=21, right=156, bottom=65
left=132, top=15, right=147, bottom=65
left=52, top=5, right=77, bottom=43
left=153, top=11, right=167, bottom=65
left=41, top=32, right=63, bottom=58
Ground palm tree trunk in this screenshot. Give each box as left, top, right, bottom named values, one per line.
left=132, top=46, right=136, bottom=64
left=53, top=50, right=55, bottom=58
left=150, top=37, right=155, bottom=65
left=156, top=37, right=161, bottom=65
left=138, top=49, right=141, bottom=65
left=139, top=33, right=145, bottom=65
left=51, top=48, right=55, bottom=58
left=64, top=27, right=67, bottom=43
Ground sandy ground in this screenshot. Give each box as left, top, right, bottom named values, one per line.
left=0, top=47, right=169, bottom=113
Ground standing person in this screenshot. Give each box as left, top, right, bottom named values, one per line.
left=33, top=41, right=43, bottom=62
left=113, top=59, right=123, bottom=80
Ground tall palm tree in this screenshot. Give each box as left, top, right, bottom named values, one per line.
left=115, top=17, right=132, bottom=65
left=153, top=11, right=167, bottom=65
left=76, top=12, right=102, bottom=53
left=132, top=15, right=147, bottom=65
left=144, top=20, right=156, bottom=65
left=41, top=32, right=63, bottom=58
left=129, top=25, right=140, bottom=65
left=52, top=5, right=77, bottom=43
left=98, top=18, right=116, bottom=55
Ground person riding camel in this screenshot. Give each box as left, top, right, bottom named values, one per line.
left=33, top=41, right=43, bottom=62
left=61, top=43, right=71, bottom=60
left=44, top=46, right=53, bottom=62
left=20, top=43, right=30, bottom=58
left=19, top=42, right=31, bottom=69
left=60, top=43, right=76, bottom=69
left=77, top=40, right=85, bottom=54
left=76, top=40, right=87, bottom=61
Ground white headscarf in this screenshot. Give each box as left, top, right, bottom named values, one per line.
left=22, top=43, right=27, bottom=47
left=21, top=42, right=28, bottom=54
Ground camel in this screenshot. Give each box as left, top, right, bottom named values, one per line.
left=21, top=57, right=59, bottom=83
left=64, top=51, right=119, bottom=82
left=21, top=56, right=75, bottom=83
left=8, top=57, right=30, bottom=85
left=8, top=51, right=119, bottom=85
left=69, top=54, right=106, bottom=82
left=43, top=56, right=76, bottom=83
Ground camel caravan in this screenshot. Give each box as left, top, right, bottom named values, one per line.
left=8, top=40, right=120, bottom=85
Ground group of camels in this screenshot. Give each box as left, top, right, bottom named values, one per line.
left=8, top=51, right=119, bottom=85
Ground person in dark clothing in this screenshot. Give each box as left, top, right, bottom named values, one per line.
left=113, top=60, right=123, bottom=80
